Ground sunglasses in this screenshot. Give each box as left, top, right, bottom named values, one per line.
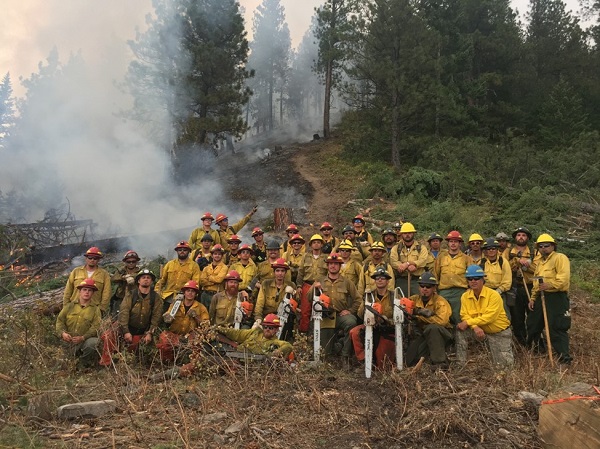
left=125, top=260, right=138, bottom=263
left=176, top=248, right=189, bottom=252
left=86, top=256, right=100, bottom=260
left=466, top=277, right=483, bottom=282
left=470, top=242, right=481, bottom=245
left=253, top=233, right=264, bottom=237
left=538, top=243, right=552, bottom=248
left=419, top=284, right=433, bottom=289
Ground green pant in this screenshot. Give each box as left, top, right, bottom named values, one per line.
left=395, top=276, right=419, bottom=298
left=526, top=291, right=572, bottom=363
left=406, top=324, right=452, bottom=366
left=64, top=337, right=100, bottom=367
left=320, top=313, right=357, bottom=357
left=439, top=287, right=466, bottom=325
left=456, top=328, right=514, bottom=368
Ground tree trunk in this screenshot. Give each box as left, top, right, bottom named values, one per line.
left=323, top=59, right=332, bottom=138
left=391, top=90, right=401, bottom=170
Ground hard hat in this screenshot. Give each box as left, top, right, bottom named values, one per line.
left=201, top=212, right=214, bottom=221
left=135, top=268, right=156, bottom=282
left=326, top=253, right=344, bottom=264
left=122, top=250, right=140, bottom=262
left=465, top=265, right=486, bottom=278
left=174, top=241, right=191, bottom=250
left=353, top=214, right=365, bottom=224
left=427, top=233, right=442, bottom=242
left=482, top=237, right=499, bottom=249
left=337, top=240, right=355, bottom=251
left=289, top=234, right=305, bottom=244
left=309, top=234, right=324, bottom=243
left=84, top=247, right=103, bottom=258
left=393, top=222, right=402, bottom=230
left=370, top=267, right=391, bottom=280
left=286, top=224, right=299, bottom=232
left=468, top=233, right=484, bottom=243
left=400, top=222, right=417, bottom=233
left=227, top=234, right=242, bottom=243
left=200, top=233, right=214, bottom=242
left=181, top=280, right=200, bottom=291
left=445, top=231, right=463, bottom=242
left=76, top=279, right=98, bottom=291
left=239, top=244, right=254, bottom=253
left=266, top=240, right=281, bottom=250
left=251, top=227, right=264, bottom=237
left=215, top=213, right=228, bottom=223
left=341, top=225, right=355, bottom=235
left=368, top=241, right=386, bottom=252
left=536, top=233, right=556, bottom=245
left=262, top=313, right=281, bottom=328
left=320, top=222, right=333, bottom=230
left=418, top=272, right=438, bottom=285
left=224, top=270, right=241, bottom=281
left=382, top=228, right=396, bottom=237
left=512, top=227, right=532, bottom=240
left=271, top=258, right=289, bottom=270
left=495, top=232, right=510, bottom=241
left=210, top=244, right=225, bottom=253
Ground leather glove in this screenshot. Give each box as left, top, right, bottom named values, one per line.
left=187, top=309, right=198, bottom=319
left=174, top=293, right=184, bottom=302
left=416, top=308, right=435, bottom=318
left=252, top=319, right=262, bottom=329
left=495, top=288, right=503, bottom=295
left=162, top=312, right=174, bottom=323
left=125, top=275, right=135, bottom=285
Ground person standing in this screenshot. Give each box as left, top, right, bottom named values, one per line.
left=198, top=244, right=228, bottom=309
left=215, top=207, right=257, bottom=251
left=189, top=212, right=221, bottom=250
left=63, top=247, right=112, bottom=316
left=527, top=233, right=572, bottom=364
left=110, top=250, right=141, bottom=318
left=389, top=223, right=428, bottom=297
left=155, top=241, right=201, bottom=312
left=296, top=234, right=328, bottom=332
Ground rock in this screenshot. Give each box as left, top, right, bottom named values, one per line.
left=180, top=392, right=201, bottom=408
left=27, top=393, right=55, bottom=421
left=203, top=412, right=228, bottom=423
left=213, top=434, right=227, bottom=444
left=57, top=400, right=116, bottom=420
left=499, top=428, right=510, bottom=436
left=224, top=421, right=243, bottom=434
left=518, top=391, right=545, bottom=407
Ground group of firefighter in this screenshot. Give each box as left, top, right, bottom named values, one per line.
left=56, top=208, right=572, bottom=373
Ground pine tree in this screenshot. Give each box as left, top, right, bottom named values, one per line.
left=0, top=72, right=15, bottom=150
left=248, top=0, right=291, bottom=132
left=125, top=0, right=252, bottom=161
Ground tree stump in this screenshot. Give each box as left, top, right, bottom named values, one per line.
left=538, top=383, right=600, bottom=449
left=273, top=208, right=293, bottom=232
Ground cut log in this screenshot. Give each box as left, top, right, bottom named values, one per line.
left=273, top=208, right=294, bottom=232
left=538, top=383, right=600, bottom=449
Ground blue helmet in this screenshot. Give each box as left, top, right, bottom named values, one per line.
left=465, top=265, right=485, bottom=278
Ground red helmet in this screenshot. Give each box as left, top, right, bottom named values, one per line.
left=271, top=258, right=289, bottom=270
left=181, top=280, right=200, bottom=292
left=285, top=224, right=299, bottom=232
left=224, top=270, right=241, bottom=281
left=320, top=222, right=333, bottom=230
left=252, top=227, right=264, bottom=237
left=289, top=234, right=305, bottom=244
left=215, top=213, right=228, bottom=223
left=445, top=230, right=464, bottom=242
left=201, top=212, right=214, bottom=221
left=175, top=240, right=191, bottom=250
left=76, top=278, right=98, bottom=291
left=210, top=244, right=225, bottom=253
left=84, top=247, right=103, bottom=258
left=239, top=244, right=254, bottom=254
left=122, top=250, right=140, bottom=262
left=353, top=214, right=365, bottom=224
left=326, top=253, right=344, bottom=264
left=227, top=234, right=242, bottom=243
left=263, top=313, right=281, bottom=328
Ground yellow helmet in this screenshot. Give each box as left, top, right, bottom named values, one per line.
left=468, top=233, right=484, bottom=242
left=369, top=241, right=386, bottom=251
left=337, top=239, right=355, bottom=251
left=536, top=233, right=556, bottom=245
left=309, top=234, right=324, bottom=243
left=400, top=222, right=416, bottom=233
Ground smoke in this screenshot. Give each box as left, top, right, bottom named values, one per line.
left=0, top=0, right=326, bottom=258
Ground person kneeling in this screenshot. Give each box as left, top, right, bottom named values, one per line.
left=56, top=279, right=102, bottom=368
left=456, top=265, right=514, bottom=369
left=405, top=272, right=453, bottom=370
left=157, top=280, right=209, bottom=363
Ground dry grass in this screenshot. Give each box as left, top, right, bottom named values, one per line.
left=0, top=285, right=598, bottom=448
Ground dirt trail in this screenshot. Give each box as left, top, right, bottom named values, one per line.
left=291, top=139, right=351, bottom=226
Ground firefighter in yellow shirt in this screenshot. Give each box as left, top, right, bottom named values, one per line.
left=189, top=212, right=221, bottom=250
left=155, top=241, right=201, bottom=313
left=480, top=238, right=512, bottom=318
